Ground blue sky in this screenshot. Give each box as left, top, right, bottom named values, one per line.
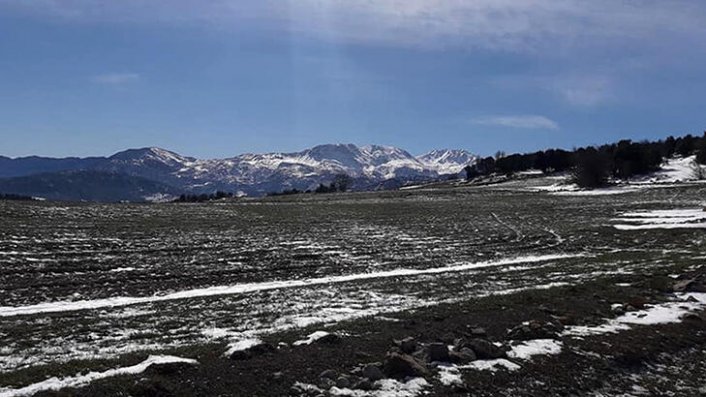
left=1, top=1, right=706, bottom=158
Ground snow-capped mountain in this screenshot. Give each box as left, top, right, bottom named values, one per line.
left=417, top=149, right=479, bottom=175
left=167, top=144, right=445, bottom=193
left=0, top=144, right=477, bottom=199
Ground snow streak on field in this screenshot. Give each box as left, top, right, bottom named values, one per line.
left=612, top=208, right=706, bottom=230
left=0, top=355, right=197, bottom=397
left=1, top=184, right=705, bottom=388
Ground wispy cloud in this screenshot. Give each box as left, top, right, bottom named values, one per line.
left=3, top=1, right=706, bottom=51
left=471, top=115, right=559, bottom=130
left=552, top=75, right=613, bottom=107
left=91, top=73, right=140, bottom=85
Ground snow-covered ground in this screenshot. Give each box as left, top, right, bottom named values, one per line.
left=0, top=254, right=580, bottom=318
left=2, top=183, right=706, bottom=395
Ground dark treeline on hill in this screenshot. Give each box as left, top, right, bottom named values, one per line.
left=0, top=193, right=35, bottom=201
left=173, top=191, right=235, bottom=203
left=268, top=173, right=353, bottom=196
left=314, top=173, right=353, bottom=194
left=465, top=133, right=706, bottom=188
left=267, top=188, right=305, bottom=197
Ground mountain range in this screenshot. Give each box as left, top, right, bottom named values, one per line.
left=0, top=144, right=477, bottom=201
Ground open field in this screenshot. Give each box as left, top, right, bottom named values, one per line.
left=1, top=182, right=706, bottom=396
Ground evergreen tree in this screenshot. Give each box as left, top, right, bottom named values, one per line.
left=573, top=149, right=610, bottom=188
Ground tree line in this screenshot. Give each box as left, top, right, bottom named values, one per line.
left=268, top=174, right=353, bottom=196
left=464, top=133, right=706, bottom=188
left=173, top=191, right=235, bottom=203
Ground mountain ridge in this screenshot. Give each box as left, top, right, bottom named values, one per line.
left=0, top=144, right=477, bottom=200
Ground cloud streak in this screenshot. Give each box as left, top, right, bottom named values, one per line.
left=471, top=115, right=559, bottom=130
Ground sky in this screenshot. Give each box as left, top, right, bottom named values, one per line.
left=1, top=1, right=706, bottom=159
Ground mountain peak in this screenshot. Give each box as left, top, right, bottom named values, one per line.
left=417, top=149, right=477, bottom=174
left=109, top=147, right=193, bottom=164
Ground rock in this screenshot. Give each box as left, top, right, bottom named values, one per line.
left=383, top=352, right=429, bottom=379
left=320, top=369, right=337, bottom=380
left=353, top=379, right=374, bottom=391
left=362, top=364, right=385, bottom=381
left=468, top=339, right=506, bottom=359
left=316, top=333, right=342, bottom=344
left=318, top=378, right=336, bottom=389
left=507, top=320, right=560, bottom=340
left=229, top=351, right=250, bottom=360
left=355, top=351, right=374, bottom=360
left=412, top=348, right=427, bottom=361
left=229, top=342, right=276, bottom=360
left=469, top=327, right=487, bottom=337
left=441, top=333, right=456, bottom=344
left=646, top=275, right=674, bottom=292
left=336, top=376, right=351, bottom=389
left=683, top=312, right=703, bottom=322
left=627, top=296, right=647, bottom=310
left=249, top=343, right=277, bottom=355
left=449, top=347, right=476, bottom=364
left=395, top=337, right=417, bottom=354
left=611, top=304, right=626, bottom=315
left=674, top=278, right=706, bottom=293
left=552, top=315, right=578, bottom=326
left=428, top=342, right=450, bottom=362
left=144, top=361, right=195, bottom=376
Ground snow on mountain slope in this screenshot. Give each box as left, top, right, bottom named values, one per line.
left=0, top=144, right=477, bottom=197
left=108, top=147, right=194, bottom=168
left=174, top=144, right=445, bottom=186
left=417, top=149, right=478, bottom=175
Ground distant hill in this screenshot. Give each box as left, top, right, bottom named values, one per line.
left=0, top=155, right=104, bottom=178
left=0, top=170, right=182, bottom=202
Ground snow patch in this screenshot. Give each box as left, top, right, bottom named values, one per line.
left=223, top=338, right=264, bottom=356
left=329, top=377, right=429, bottom=397
left=109, top=267, right=136, bottom=273
left=507, top=339, right=563, bottom=360
left=633, top=155, right=705, bottom=184
left=0, top=355, right=197, bottom=397
left=437, top=365, right=464, bottom=386
left=293, top=331, right=331, bottom=346
left=563, top=293, right=706, bottom=337
left=465, top=359, right=521, bottom=372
